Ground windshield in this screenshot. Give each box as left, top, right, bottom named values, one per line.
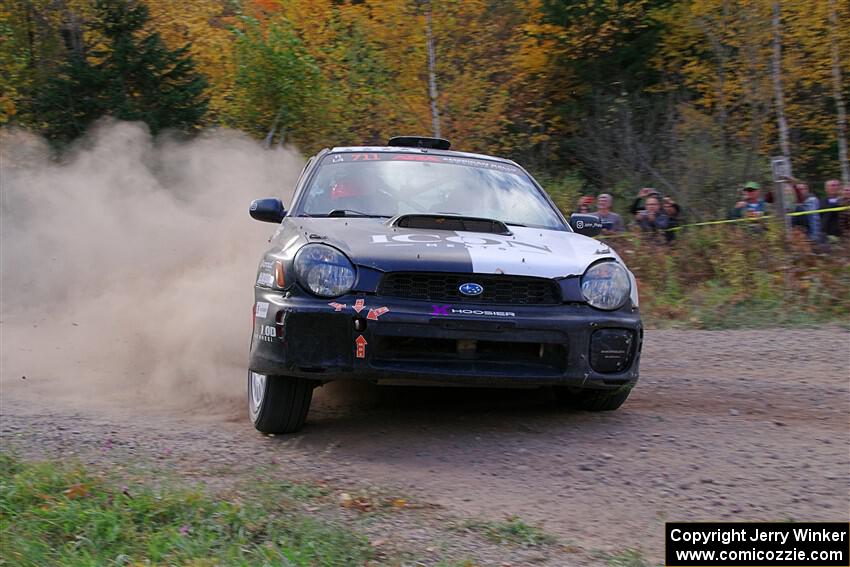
left=295, top=152, right=564, bottom=229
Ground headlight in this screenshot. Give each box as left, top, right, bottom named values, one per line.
left=581, top=261, right=631, bottom=310
left=294, top=244, right=356, bottom=298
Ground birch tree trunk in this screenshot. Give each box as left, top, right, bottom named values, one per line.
left=771, top=2, right=791, bottom=161
left=771, top=1, right=789, bottom=232
left=264, top=106, right=285, bottom=149
left=828, top=0, right=849, bottom=183
left=425, top=1, right=441, bottom=139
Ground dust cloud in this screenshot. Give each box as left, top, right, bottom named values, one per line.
left=0, top=120, right=304, bottom=414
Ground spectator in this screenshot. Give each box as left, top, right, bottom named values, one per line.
left=765, top=180, right=797, bottom=213
left=635, top=195, right=670, bottom=242
left=821, top=179, right=843, bottom=239
left=576, top=195, right=594, bottom=214
left=731, top=181, right=767, bottom=219
left=595, top=193, right=624, bottom=234
left=661, top=197, right=682, bottom=242
left=629, top=187, right=661, bottom=216
left=840, top=182, right=850, bottom=238
left=791, top=182, right=821, bottom=241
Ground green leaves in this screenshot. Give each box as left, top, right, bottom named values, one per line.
left=33, top=0, right=208, bottom=146
left=230, top=17, right=320, bottom=145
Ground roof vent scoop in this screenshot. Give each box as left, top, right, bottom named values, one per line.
left=388, top=136, right=451, bottom=150
left=392, top=214, right=511, bottom=235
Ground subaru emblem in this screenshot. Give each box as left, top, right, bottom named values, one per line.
left=459, top=282, right=484, bottom=296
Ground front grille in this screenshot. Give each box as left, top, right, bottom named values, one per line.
left=372, top=336, right=568, bottom=375
left=378, top=272, right=561, bottom=305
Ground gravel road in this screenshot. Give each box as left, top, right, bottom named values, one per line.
left=2, top=327, right=849, bottom=564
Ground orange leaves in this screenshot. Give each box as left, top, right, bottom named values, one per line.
left=338, top=492, right=410, bottom=513
left=62, top=483, right=91, bottom=499
left=338, top=492, right=372, bottom=512
left=34, top=482, right=91, bottom=511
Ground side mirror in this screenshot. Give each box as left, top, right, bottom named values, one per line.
left=569, top=213, right=603, bottom=237
left=249, top=198, right=286, bottom=223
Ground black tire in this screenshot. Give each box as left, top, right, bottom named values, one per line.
left=248, top=372, right=314, bottom=433
left=553, top=386, right=632, bottom=411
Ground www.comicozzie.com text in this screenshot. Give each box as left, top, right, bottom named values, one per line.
left=669, top=526, right=848, bottom=546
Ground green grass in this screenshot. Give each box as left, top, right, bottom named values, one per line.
left=459, top=516, right=557, bottom=547
left=0, top=453, right=373, bottom=566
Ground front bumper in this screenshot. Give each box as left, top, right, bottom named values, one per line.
left=249, top=291, right=642, bottom=390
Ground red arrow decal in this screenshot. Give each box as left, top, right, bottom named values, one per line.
left=328, top=302, right=346, bottom=312
left=366, top=306, right=389, bottom=321
left=353, top=299, right=365, bottom=313
left=355, top=335, right=367, bottom=358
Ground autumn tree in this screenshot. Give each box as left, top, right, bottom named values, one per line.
left=0, top=0, right=94, bottom=126
left=828, top=0, right=848, bottom=183
left=142, top=0, right=237, bottom=124
left=656, top=0, right=849, bottom=203
left=0, top=2, right=33, bottom=122
left=778, top=0, right=850, bottom=181
left=234, top=0, right=429, bottom=150
left=426, top=0, right=522, bottom=155
left=229, top=16, right=321, bottom=147
left=33, top=0, right=208, bottom=144
left=5, top=0, right=844, bottom=204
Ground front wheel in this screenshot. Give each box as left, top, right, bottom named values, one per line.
left=248, top=372, right=314, bottom=433
left=553, top=386, right=632, bottom=411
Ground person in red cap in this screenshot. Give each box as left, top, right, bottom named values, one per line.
left=576, top=195, right=595, bottom=214
left=328, top=169, right=395, bottom=216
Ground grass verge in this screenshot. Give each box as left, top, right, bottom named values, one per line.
left=0, top=453, right=373, bottom=566
left=617, top=222, right=850, bottom=330
left=458, top=515, right=557, bottom=547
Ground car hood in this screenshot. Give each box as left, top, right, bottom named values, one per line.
left=277, top=218, right=619, bottom=278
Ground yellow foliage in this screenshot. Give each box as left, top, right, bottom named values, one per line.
left=143, top=0, right=237, bottom=122
left=656, top=0, right=849, bottom=170
left=2, top=0, right=844, bottom=176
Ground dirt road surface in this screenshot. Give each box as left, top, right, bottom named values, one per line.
left=3, top=328, right=849, bottom=564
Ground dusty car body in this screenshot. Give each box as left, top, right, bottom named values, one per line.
left=248, top=137, right=642, bottom=432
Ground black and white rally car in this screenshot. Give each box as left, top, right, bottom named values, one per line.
left=248, top=137, right=642, bottom=433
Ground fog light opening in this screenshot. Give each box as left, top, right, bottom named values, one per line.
left=590, top=329, right=635, bottom=373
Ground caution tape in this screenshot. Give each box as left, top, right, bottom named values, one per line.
left=596, top=205, right=850, bottom=239
left=786, top=205, right=849, bottom=217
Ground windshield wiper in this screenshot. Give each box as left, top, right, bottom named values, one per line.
left=326, top=209, right=390, bottom=218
